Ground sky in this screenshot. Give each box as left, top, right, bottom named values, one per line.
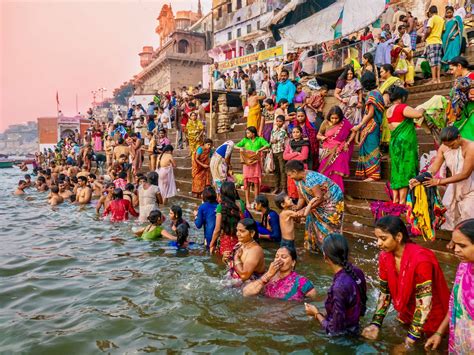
left=0, top=0, right=211, bottom=132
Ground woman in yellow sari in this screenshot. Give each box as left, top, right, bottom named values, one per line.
left=247, top=88, right=266, bottom=135
left=186, top=111, right=204, bottom=157
left=391, top=38, right=415, bottom=86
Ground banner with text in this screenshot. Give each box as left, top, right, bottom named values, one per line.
left=218, top=46, right=284, bottom=71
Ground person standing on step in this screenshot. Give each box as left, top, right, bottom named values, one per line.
left=386, top=86, right=424, bottom=205
left=191, top=138, right=214, bottom=198
left=424, top=5, right=445, bottom=84
left=186, top=111, right=204, bottom=158
left=209, top=140, right=235, bottom=195
left=352, top=71, right=385, bottom=182
left=156, top=145, right=177, bottom=205
left=285, top=160, right=344, bottom=252
left=236, top=127, right=270, bottom=209
left=270, top=115, right=288, bottom=195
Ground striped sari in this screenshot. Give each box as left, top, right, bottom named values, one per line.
left=356, top=90, right=385, bottom=180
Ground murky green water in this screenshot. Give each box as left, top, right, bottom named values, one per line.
left=0, top=168, right=456, bottom=354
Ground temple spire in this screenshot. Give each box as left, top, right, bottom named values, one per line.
left=197, top=0, right=202, bottom=17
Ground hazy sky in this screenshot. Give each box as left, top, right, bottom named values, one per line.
left=0, top=0, right=211, bottom=132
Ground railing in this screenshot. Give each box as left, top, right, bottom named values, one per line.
left=282, top=41, right=367, bottom=77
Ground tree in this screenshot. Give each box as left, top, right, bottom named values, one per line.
left=114, top=83, right=134, bottom=105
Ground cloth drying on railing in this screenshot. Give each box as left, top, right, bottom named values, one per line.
left=406, top=172, right=446, bottom=241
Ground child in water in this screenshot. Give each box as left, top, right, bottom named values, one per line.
left=162, top=205, right=190, bottom=248
left=135, top=210, right=165, bottom=241
left=274, top=192, right=317, bottom=248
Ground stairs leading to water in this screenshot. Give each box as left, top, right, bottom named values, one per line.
left=140, top=49, right=474, bottom=260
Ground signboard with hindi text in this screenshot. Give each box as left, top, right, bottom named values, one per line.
left=218, top=46, right=284, bottom=71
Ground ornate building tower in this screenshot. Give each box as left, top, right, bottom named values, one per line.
left=155, top=4, right=176, bottom=47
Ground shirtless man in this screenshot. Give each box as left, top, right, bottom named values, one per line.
left=24, top=174, right=32, bottom=188
left=113, top=137, right=130, bottom=163
left=88, top=173, right=102, bottom=198
left=76, top=176, right=92, bottom=205
left=15, top=180, right=27, bottom=195
left=96, top=183, right=115, bottom=214
left=36, top=176, right=49, bottom=192
left=410, top=126, right=474, bottom=230
left=58, top=180, right=73, bottom=200
left=48, top=185, right=64, bottom=206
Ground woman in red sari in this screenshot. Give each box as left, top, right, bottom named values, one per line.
left=362, top=216, right=450, bottom=351
left=287, top=108, right=318, bottom=170
left=191, top=138, right=213, bottom=198
left=317, top=106, right=355, bottom=193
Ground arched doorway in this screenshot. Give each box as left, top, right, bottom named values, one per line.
left=256, top=40, right=265, bottom=52
left=246, top=44, right=255, bottom=54
left=60, top=128, right=75, bottom=140
left=266, top=38, right=276, bottom=49
left=177, top=39, right=189, bottom=54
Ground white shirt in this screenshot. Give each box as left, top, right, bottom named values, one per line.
left=252, top=71, right=264, bottom=91
left=213, top=78, right=226, bottom=91
left=454, top=7, right=467, bottom=20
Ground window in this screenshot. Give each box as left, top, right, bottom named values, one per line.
left=257, top=21, right=260, bottom=30
left=247, top=24, right=251, bottom=33
left=227, top=2, right=232, bottom=13
left=236, top=0, right=242, bottom=10
left=177, top=39, right=189, bottom=53
left=228, top=31, right=232, bottom=41
left=218, top=7, right=222, bottom=18
left=237, top=28, right=241, bottom=37
left=237, top=16, right=241, bottom=22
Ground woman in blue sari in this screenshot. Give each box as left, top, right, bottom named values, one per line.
left=353, top=72, right=385, bottom=181
left=442, top=6, right=463, bottom=71
left=286, top=160, right=344, bottom=252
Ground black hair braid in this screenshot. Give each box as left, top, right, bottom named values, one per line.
left=341, top=260, right=367, bottom=316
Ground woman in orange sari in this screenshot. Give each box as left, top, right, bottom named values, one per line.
left=192, top=138, right=214, bottom=198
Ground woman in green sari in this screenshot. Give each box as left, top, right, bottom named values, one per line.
left=352, top=72, right=385, bottom=181
left=454, top=84, right=474, bottom=141
left=442, top=6, right=463, bottom=71
left=386, top=86, right=424, bottom=205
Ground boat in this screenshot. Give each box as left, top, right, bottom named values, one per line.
left=0, top=159, right=15, bottom=168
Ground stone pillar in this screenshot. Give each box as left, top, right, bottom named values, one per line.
left=216, top=93, right=231, bottom=133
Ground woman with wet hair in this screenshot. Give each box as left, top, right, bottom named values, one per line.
left=243, top=246, right=316, bottom=301
left=362, top=216, right=450, bottom=350
left=223, top=218, right=265, bottom=284
left=305, top=233, right=366, bottom=336
left=103, top=188, right=139, bottom=222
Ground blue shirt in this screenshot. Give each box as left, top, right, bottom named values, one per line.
left=194, top=202, right=218, bottom=246
left=147, top=120, right=156, bottom=132
left=256, top=210, right=281, bottom=242
left=276, top=80, right=296, bottom=104
left=147, top=104, right=155, bottom=115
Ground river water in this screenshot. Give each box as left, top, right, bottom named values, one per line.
left=0, top=167, right=456, bottom=354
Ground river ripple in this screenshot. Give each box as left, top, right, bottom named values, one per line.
left=0, top=168, right=455, bottom=354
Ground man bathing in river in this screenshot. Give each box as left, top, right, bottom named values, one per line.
left=14, top=180, right=27, bottom=195
left=58, top=180, right=73, bottom=200
left=48, top=185, right=64, bottom=206
left=76, top=176, right=92, bottom=205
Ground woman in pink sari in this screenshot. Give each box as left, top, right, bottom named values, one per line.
left=317, top=106, right=356, bottom=192
left=93, top=129, right=103, bottom=152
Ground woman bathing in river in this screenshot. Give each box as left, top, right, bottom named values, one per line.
left=243, top=246, right=316, bottom=301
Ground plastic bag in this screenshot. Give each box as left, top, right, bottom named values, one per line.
left=264, top=151, right=275, bottom=173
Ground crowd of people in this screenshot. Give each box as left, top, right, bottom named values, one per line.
left=11, top=3, right=474, bottom=352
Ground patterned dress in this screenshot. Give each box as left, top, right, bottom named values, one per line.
left=295, top=171, right=344, bottom=252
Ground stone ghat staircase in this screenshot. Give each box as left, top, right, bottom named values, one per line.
left=148, top=73, right=463, bottom=260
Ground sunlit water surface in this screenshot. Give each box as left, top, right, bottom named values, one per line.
left=0, top=167, right=455, bottom=354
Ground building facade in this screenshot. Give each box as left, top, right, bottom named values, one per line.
left=208, top=0, right=287, bottom=62
left=132, top=2, right=212, bottom=95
